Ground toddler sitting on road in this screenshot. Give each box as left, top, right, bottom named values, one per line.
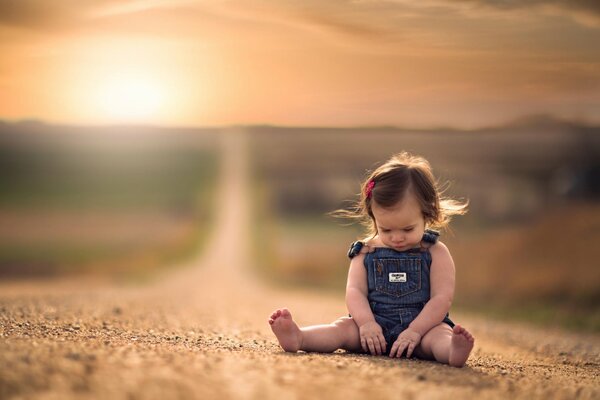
left=268, top=152, right=475, bottom=367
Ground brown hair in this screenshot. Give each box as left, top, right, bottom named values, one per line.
left=331, top=152, right=468, bottom=239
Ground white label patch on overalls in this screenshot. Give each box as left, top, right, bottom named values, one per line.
left=389, top=272, right=407, bottom=282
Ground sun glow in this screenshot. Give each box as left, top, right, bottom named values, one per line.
left=96, top=73, right=166, bottom=122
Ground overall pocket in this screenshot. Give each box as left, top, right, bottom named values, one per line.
left=373, top=257, right=422, bottom=298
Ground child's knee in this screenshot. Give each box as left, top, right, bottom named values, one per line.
left=421, top=323, right=453, bottom=348
left=333, top=316, right=357, bottom=330
left=333, top=317, right=360, bottom=347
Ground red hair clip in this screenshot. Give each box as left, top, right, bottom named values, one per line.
left=365, top=179, right=375, bottom=198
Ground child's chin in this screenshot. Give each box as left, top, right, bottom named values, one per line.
left=390, top=243, right=418, bottom=251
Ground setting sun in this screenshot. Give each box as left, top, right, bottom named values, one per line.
left=95, top=74, right=165, bottom=122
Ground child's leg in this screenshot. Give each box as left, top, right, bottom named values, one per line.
left=414, top=323, right=475, bottom=367
left=268, top=308, right=362, bottom=353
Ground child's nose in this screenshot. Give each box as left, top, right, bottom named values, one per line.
left=391, top=233, right=404, bottom=243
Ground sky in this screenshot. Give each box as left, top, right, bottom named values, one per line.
left=1, top=0, right=599, bottom=128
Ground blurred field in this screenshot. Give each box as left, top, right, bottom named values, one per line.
left=0, top=121, right=220, bottom=280
left=248, top=117, right=600, bottom=332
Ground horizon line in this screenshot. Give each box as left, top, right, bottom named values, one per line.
left=0, top=113, right=598, bottom=132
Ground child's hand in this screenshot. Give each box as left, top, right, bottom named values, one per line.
left=389, top=328, right=422, bottom=358
left=359, top=321, right=386, bottom=355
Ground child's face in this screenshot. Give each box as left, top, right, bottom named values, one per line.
left=371, top=193, right=426, bottom=251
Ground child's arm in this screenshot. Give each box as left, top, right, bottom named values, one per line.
left=346, top=252, right=386, bottom=355
left=389, top=241, right=456, bottom=357
left=407, top=241, right=456, bottom=337
left=345, top=252, right=373, bottom=326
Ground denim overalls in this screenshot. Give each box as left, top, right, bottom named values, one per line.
left=350, top=229, right=454, bottom=354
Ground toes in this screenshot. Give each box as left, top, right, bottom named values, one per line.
left=453, top=325, right=473, bottom=339
left=270, top=308, right=292, bottom=321
left=270, top=309, right=285, bottom=321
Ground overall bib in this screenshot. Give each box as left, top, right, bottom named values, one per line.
left=350, top=230, right=454, bottom=355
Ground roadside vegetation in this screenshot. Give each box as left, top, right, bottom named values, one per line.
left=0, top=122, right=220, bottom=281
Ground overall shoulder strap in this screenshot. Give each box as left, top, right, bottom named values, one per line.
left=419, top=229, right=440, bottom=251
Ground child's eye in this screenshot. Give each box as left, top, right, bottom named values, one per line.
left=404, top=228, right=414, bottom=232
left=381, top=229, right=391, bottom=233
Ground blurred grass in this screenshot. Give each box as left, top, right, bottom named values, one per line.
left=459, top=302, right=600, bottom=333
left=0, top=123, right=220, bottom=280
left=0, top=213, right=208, bottom=281
left=251, top=211, right=356, bottom=293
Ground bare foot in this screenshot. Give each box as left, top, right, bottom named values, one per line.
left=268, top=308, right=303, bottom=352
left=448, top=325, right=475, bottom=367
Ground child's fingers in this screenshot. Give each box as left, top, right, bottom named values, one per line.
left=374, top=336, right=384, bottom=355
left=362, top=334, right=387, bottom=355
left=389, top=341, right=398, bottom=358
left=372, top=338, right=380, bottom=355
left=366, top=337, right=376, bottom=355
left=379, top=334, right=387, bottom=353
left=395, top=341, right=407, bottom=358
left=370, top=337, right=378, bottom=355
left=406, top=342, right=416, bottom=358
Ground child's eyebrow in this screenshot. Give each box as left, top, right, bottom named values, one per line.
left=379, top=224, right=416, bottom=230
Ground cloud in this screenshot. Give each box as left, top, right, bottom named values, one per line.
left=0, top=0, right=84, bottom=29
left=89, top=0, right=192, bottom=18
left=456, top=0, right=600, bottom=14
left=0, top=0, right=402, bottom=42
left=0, top=0, right=196, bottom=31
left=3, top=0, right=600, bottom=35
left=447, top=0, right=600, bottom=27
left=352, top=1, right=600, bottom=28
left=289, top=8, right=388, bottom=39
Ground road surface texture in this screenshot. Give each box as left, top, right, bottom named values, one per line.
left=1, top=131, right=598, bottom=400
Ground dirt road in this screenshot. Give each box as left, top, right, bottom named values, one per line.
left=1, top=130, right=598, bottom=399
